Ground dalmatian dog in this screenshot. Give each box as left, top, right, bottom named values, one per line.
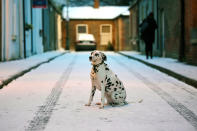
left=85, top=50, right=127, bottom=109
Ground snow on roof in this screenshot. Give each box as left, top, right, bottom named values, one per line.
left=63, top=6, right=129, bottom=20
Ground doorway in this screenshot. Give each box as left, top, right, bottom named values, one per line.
left=100, top=24, right=112, bottom=45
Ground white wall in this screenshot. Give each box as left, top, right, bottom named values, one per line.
left=32, top=8, right=43, bottom=54
left=1, top=0, right=24, bottom=61
left=24, top=0, right=32, bottom=57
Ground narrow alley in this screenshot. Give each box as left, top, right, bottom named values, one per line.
left=0, top=52, right=197, bottom=131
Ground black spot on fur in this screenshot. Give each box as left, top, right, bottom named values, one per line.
left=114, top=88, right=117, bottom=91
left=101, top=81, right=103, bottom=83
left=122, top=88, right=124, bottom=90
left=107, top=78, right=110, bottom=82
left=105, top=68, right=109, bottom=71
left=107, top=82, right=112, bottom=85
left=105, top=76, right=107, bottom=81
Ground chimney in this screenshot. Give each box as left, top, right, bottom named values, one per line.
left=94, top=0, right=99, bottom=8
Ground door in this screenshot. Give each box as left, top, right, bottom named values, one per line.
left=100, top=24, right=112, bottom=45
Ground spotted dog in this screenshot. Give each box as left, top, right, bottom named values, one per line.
left=85, top=50, right=127, bottom=109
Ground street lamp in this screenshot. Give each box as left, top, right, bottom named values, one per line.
left=62, top=0, right=69, bottom=50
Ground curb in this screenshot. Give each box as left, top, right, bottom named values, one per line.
left=0, top=52, right=66, bottom=89
left=118, top=52, right=197, bottom=89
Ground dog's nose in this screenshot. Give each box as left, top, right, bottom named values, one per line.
left=89, top=56, right=92, bottom=61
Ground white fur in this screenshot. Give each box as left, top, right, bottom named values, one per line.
left=85, top=51, right=127, bottom=109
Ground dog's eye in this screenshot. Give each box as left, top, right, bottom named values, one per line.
left=95, top=53, right=99, bottom=57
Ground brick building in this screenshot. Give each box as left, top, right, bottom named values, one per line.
left=114, top=12, right=131, bottom=51
left=184, top=0, right=197, bottom=64
left=129, top=0, right=197, bottom=65
left=62, top=0, right=130, bottom=51
left=129, top=0, right=139, bottom=51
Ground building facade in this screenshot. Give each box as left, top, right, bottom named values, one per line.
left=62, top=5, right=130, bottom=51
left=129, top=0, right=197, bottom=65
left=0, top=0, right=63, bottom=62
left=1, top=0, right=25, bottom=61
left=184, top=0, right=197, bottom=64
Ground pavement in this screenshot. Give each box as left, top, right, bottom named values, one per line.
left=0, top=50, right=197, bottom=89
left=0, top=51, right=66, bottom=89
left=119, top=51, right=197, bottom=89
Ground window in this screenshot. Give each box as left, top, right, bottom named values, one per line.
left=101, top=25, right=110, bottom=33
left=76, top=24, right=88, bottom=34
left=76, top=24, right=88, bottom=40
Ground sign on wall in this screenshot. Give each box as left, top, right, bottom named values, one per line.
left=32, top=0, right=48, bottom=8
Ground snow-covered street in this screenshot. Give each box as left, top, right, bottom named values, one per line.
left=0, top=52, right=197, bottom=131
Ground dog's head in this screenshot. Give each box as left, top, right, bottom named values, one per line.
left=89, top=50, right=107, bottom=65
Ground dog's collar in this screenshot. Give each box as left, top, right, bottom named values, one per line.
left=93, top=61, right=104, bottom=73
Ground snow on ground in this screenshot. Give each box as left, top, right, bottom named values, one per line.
left=120, top=51, right=197, bottom=81
left=0, top=53, right=74, bottom=131
left=0, top=51, right=64, bottom=82
left=0, top=52, right=197, bottom=131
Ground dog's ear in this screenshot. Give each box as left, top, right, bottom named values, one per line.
left=101, top=52, right=107, bottom=61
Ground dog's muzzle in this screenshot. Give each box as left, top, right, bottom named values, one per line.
left=89, top=56, right=92, bottom=61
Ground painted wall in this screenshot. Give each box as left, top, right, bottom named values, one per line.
left=1, top=0, right=24, bottom=61
left=24, top=0, right=33, bottom=57
left=32, top=8, right=43, bottom=54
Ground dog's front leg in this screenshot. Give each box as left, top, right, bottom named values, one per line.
left=100, top=84, right=105, bottom=109
left=85, top=86, right=96, bottom=106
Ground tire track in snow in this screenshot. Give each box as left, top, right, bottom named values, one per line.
left=25, top=55, right=77, bottom=131
left=110, top=55, right=197, bottom=130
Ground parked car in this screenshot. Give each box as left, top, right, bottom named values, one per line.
left=75, top=34, right=96, bottom=51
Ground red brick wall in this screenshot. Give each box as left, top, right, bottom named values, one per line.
left=184, top=0, right=197, bottom=65
left=62, top=20, right=115, bottom=51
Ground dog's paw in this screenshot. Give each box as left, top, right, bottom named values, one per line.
left=85, top=103, right=91, bottom=106
left=99, top=106, right=104, bottom=109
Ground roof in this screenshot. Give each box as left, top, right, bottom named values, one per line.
left=63, top=6, right=129, bottom=20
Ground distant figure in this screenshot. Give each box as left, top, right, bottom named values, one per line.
left=139, top=12, right=158, bottom=59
